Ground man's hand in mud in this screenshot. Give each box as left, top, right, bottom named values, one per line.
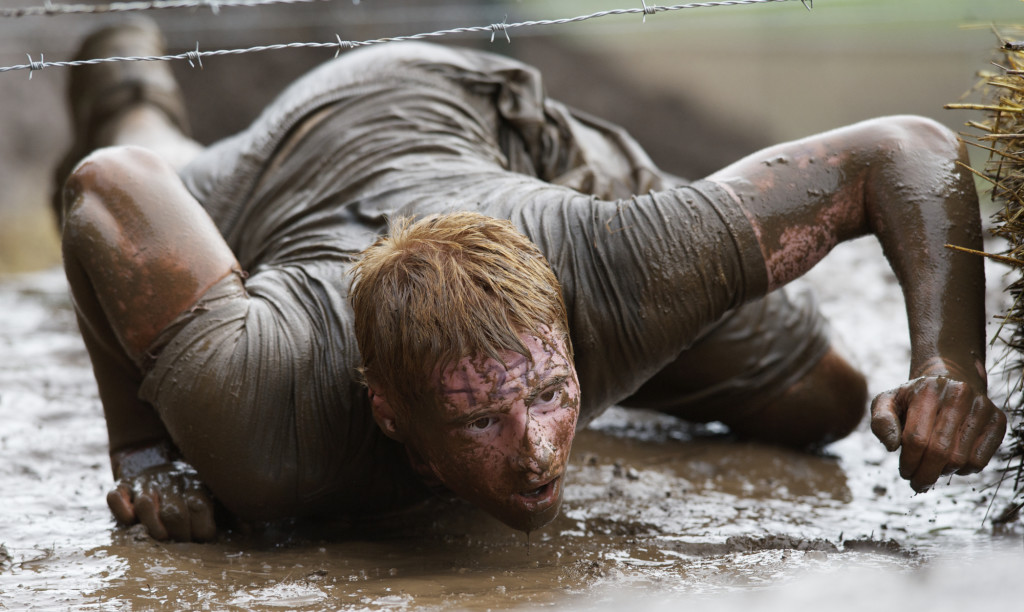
left=870, top=371, right=1006, bottom=492
left=107, top=450, right=217, bottom=542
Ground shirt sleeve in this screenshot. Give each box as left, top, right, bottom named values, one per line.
left=137, top=264, right=427, bottom=521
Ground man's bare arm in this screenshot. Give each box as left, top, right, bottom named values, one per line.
left=62, top=145, right=239, bottom=539
left=707, top=115, right=1006, bottom=491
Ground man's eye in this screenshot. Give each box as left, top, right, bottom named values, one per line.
left=537, top=388, right=559, bottom=404
left=468, top=417, right=495, bottom=431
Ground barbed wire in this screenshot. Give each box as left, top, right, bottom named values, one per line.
left=1, top=0, right=331, bottom=18
left=1, top=0, right=813, bottom=78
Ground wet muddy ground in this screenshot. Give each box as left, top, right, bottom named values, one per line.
left=2, top=238, right=1022, bottom=610
left=3, top=1, right=1024, bottom=609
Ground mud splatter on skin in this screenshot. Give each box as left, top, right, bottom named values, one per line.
left=762, top=151, right=867, bottom=288
left=720, top=144, right=869, bottom=290
left=403, top=327, right=580, bottom=532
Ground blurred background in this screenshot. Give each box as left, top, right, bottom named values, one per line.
left=0, top=0, right=1019, bottom=273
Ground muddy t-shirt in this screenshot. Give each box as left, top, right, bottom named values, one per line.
left=139, top=42, right=768, bottom=521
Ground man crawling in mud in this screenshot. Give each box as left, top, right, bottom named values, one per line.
left=57, top=20, right=1007, bottom=542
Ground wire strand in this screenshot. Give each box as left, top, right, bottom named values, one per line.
left=0, top=0, right=813, bottom=76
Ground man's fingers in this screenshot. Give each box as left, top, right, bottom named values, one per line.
left=134, top=490, right=169, bottom=541
left=908, top=385, right=965, bottom=491
left=870, top=389, right=905, bottom=452
left=186, top=492, right=217, bottom=542
left=962, top=409, right=1008, bottom=474
left=896, top=381, right=940, bottom=483
left=106, top=485, right=137, bottom=525
left=159, top=494, right=191, bottom=542
left=946, top=394, right=987, bottom=475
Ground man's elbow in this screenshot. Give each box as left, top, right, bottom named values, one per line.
left=866, top=115, right=962, bottom=162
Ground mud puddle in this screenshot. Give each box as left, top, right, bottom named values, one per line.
left=1, top=238, right=1022, bottom=610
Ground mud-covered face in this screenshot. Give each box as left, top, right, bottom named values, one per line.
left=408, top=327, right=580, bottom=532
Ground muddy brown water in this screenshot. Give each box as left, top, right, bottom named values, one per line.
left=2, top=239, right=1023, bottom=610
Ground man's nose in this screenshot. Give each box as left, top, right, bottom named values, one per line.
left=513, top=412, right=555, bottom=476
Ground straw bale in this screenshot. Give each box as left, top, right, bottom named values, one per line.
left=947, top=28, right=1024, bottom=521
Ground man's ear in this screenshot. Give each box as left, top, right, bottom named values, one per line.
left=368, top=386, right=404, bottom=442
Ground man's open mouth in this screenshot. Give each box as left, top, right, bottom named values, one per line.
left=514, top=476, right=560, bottom=510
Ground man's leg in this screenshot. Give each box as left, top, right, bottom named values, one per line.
left=735, top=348, right=867, bottom=447
left=622, top=289, right=867, bottom=449
left=53, top=19, right=201, bottom=223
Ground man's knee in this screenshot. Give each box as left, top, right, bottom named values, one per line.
left=729, top=348, right=868, bottom=449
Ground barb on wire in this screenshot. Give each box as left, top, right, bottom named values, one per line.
left=641, top=0, right=657, bottom=23
left=26, top=53, right=44, bottom=79
left=0, top=0, right=330, bottom=18
left=333, top=33, right=352, bottom=58
left=0, top=0, right=812, bottom=76
left=186, top=42, right=202, bottom=68
left=490, top=16, right=510, bottom=44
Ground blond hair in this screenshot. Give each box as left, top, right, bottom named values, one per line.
left=349, top=211, right=571, bottom=412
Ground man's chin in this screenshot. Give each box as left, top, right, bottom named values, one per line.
left=489, top=476, right=564, bottom=532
